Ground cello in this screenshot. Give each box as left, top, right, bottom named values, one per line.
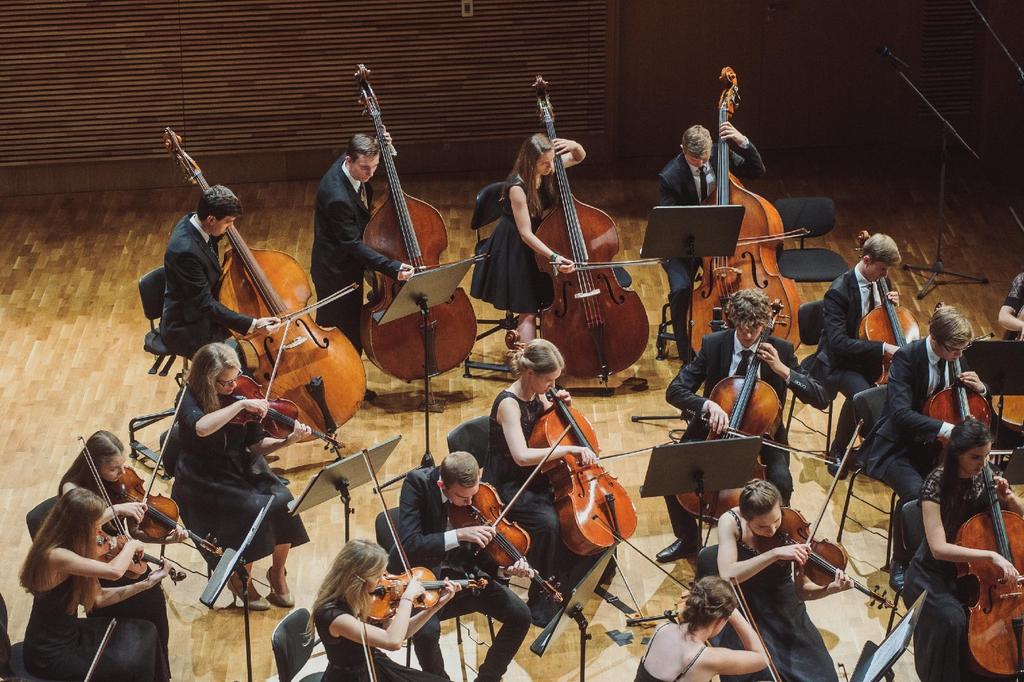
left=676, top=302, right=786, bottom=522
left=956, top=462, right=1024, bottom=677
left=528, top=389, right=638, bottom=555
left=163, top=129, right=365, bottom=435
left=354, top=65, right=477, bottom=381
left=689, top=68, right=800, bottom=354
left=854, top=230, right=920, bottom=384
left=532, top=76, right=649, bottom=381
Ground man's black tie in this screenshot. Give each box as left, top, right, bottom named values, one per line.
left=935, top=358, right=948, bottom=394
left=698, top=166, right=709, bottom=203
left=737, top=349, right=753, bottom=377
left=866, top=282, right=877, bottom=312
left=358, top=184, right=369, bottom=210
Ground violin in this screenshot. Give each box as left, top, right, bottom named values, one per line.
left=955, top=463, right=1024, bottom=677
left=689, top=67, right=800, bottom=354
left=367, top=567, right=486, bottom=622
left=104, top=467, right=222, bottom=556
left=751, top=507, right=892, bottom=608
left=447, top=481, right=563, bottom=602
left=95, top=530, right=185, bottom=584
left=528, top=389, right=638, bottom=555
left=854, top=230, right=920, bottom=384
left=532, top=76, right=650, bottom=382
left=163, top=129, right=366, bottom=436
left=353, top=65, right=477, bottom=382
left=221, top=374, right=343, bottom=451
left=676, top=302, right=784, bottom=521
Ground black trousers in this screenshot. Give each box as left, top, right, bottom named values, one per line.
left=311, top=266, right=364, bottom=354
left=827, top=369, right=875, bottom=459
left=662, top=257, right=699, bottom=359
left=664, top=446, right=792, bottom=543
left=411, top=580, right=531, bottom=682
left=881, top=451, right=933, bottom=564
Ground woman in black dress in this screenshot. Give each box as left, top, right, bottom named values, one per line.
left=57, top=430, right=187, bottom=675
left=171, top=341, right=310, bottom=610
left=902, top=417, right=1023, bottom=682
left=311, top=539, right=456, bottom=682
left=634, top=576, right=767, bottom=682
left=714, top=480, right=852, bottom=682
left=488, top=338, right=597, bottom=625
left=19, top=487, right=171, bottom=681
left=470, top=133, right=585, bottom=344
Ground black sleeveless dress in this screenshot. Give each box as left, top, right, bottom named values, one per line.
left=708, top=510, right=837, bottom=682
left=23, top=578, right=169, bottom=681
left=470, top=177, right=553, bottom=313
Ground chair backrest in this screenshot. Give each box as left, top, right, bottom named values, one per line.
left=900, top=499, right=926, bottom=557
left=470, top=182, right=505, bottom=230
left=271, top=607, right=315, bottom=682
left=26, top=496, right=59, bottom=539
left=446, top=415, right=490, bottom=472
left=374, top=507, right=401, bottom=554
left=796, top=300, right=825, bottom=346
left=695, top=545, right=719, bottom=580
left=774, top=197, right=835, bottom=240
left=138, top=267, right=167, bottom=322
left=852, top=385, right=889, bottom=436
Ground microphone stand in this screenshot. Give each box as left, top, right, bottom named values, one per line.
left=967, top=0, right=1024, bottom=88
left=878, top=48, right=987, bottom=299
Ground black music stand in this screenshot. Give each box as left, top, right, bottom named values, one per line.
left=640, top=437, right=762, bottom=547
left=289, top=436, right=401, bottom=542
left=529, top=548, right=615, bottom=682
left=200, top=497, right=273, bottom=682
left=633, top=205, right=744, bottom=423
left=849, top=591, right=926, bottom=682
left=1003, top=449, right=1024, bottom=485
left=963, top=341, right=1024, bottom=444
left=376, top=258, right=475, bottom=468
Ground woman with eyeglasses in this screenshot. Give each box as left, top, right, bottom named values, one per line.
left=170, top=341, right=311, bottom=610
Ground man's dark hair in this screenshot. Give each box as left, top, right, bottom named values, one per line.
left=196, top=185, right=242, bottom=220
left=345, top=133, right=380, bottom=161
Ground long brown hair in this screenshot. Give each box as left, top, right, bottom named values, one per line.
left=57, top=430, right=123, bottom=497
left=308, top=539, right=387, bottom=637
left=186, top=342, right=240, bottom=413
left=20, top=488, right=107, bottom=613
left=507, top=133, right=555, bottom=217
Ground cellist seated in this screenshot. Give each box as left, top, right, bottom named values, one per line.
left=658, top=289, right=828, bottom=563
left=392, top=452, right=532, bottom=682
left=902, top=418, right=1022, bottom=682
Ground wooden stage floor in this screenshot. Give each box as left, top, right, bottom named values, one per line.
left=1, top=149, right=1021, bottom=681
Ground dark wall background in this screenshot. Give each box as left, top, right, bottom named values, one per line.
left=1, top=0, right=1021, bottom=195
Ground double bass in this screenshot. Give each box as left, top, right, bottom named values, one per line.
left=163, top=130, right=365, bottom=435
left=689, top=68, right=800, bottom=354
left=354, top=65, right=477, bottom=381
left=532, top=76, right=649, bottom=381
left=854, top=231, right=920, bottom=384
left=529, top=389, right=638, bottom=555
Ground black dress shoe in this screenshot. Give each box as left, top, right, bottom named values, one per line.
left=889, top=561, right=907, bottom=592
left=656, top=538, right=700, bottom=563
left=363, top=388, right=378, bottom=402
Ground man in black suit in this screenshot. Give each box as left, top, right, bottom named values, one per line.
left=811, top=233, right=902, bottom=462
left=658, top=289, right=829, bottom=562
left=858, top=304, right=987, bottom=587
left=310, top=133, right=414, bottom=358
left=657, top=121, right=766, bottom=359
left=160, top=185, right=278, bottom=358
left=394, top=451, right=532, bottom=682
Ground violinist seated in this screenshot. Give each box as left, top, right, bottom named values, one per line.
left=312, top=539, right=456, bottom=682
left=858, top=304, right=987, bottom=589
left=634, top=576, right=769, bottom=682
left=658, top=289, right=829, bottom=563
left=18, top=488, right=172, bottom=682
left=393, top=451, right=532, bottom=682
left=170, top=342, right=311, bottom=610
left=310, top=132, right=414, bottom=363
left=998, top=269, right=1024, bottom=339
left=160, top=184, right=280, bottom=359
left=903, top=418, right=1023, bottom=682
left=55, top=430, right=188, bottom=674
left=488, top=339, right=599, bottom=626
left=712, top=481, right=853, bottom=682
left=808, top=232, right=902, bottom=465
left=657, top=121, right=765, bottom=359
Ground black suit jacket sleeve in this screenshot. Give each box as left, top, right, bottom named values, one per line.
left=730, top=142, right=766, bottom=179
left=397, top=469, right=448, bottom=568
left=324, top=194, right=401, bottom=277
left=167, top=249, right=252, bottom=335
left=888, top=347, right=944, bottom=442
left=777, top=339, right=829, bottom=409
left=665, top=338, right=711, bottom=415
left=822, top=283, right=883, bottom=367
left=658, top=172, right=689, bottom=207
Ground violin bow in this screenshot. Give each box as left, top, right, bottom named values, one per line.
left=276, top=283, right=358, bottom=325
left=808, top=421, right=862, bottom=541
left=80, top=437, right=132, bottom=539
left=359, top=621, right=379, bottom=682
left=729, top=578, right=785, bottom=682
left=361, top=445, right=413, bottom=576
left=142, top=385, right=190, bottom=500
left=83, top=618, right=118, bottom=682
